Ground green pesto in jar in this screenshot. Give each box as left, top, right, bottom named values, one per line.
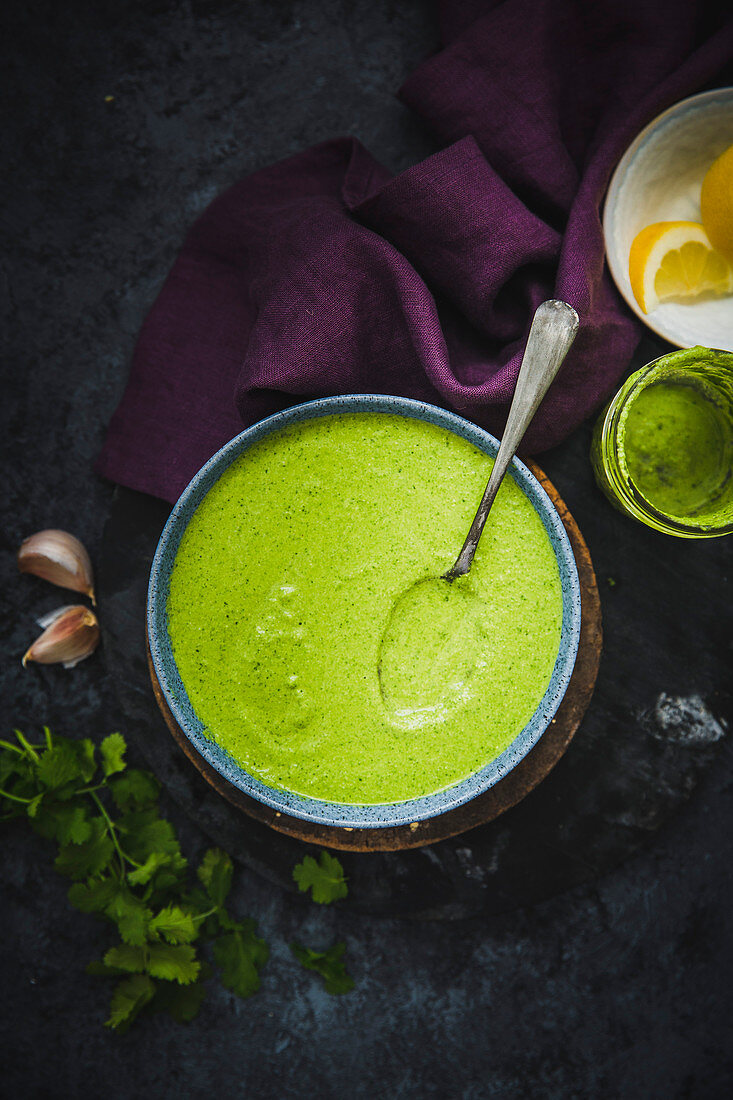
left=619, top=354, right=733, bottom=523
left=166, top=413, right=562, bottom=805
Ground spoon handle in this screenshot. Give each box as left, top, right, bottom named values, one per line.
left=443, top=299, right=579, bottom=581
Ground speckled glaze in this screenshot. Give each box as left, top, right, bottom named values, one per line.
left=147, top=395, right=582, bottom=829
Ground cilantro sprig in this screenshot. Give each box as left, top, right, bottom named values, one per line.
left=2, top=726, right=268, bottom=1030
left=1, top=728, right=353, bottom=1031
left=293, top=850, right=349, bottom=904
left=290, top=942, right=355, bottom=994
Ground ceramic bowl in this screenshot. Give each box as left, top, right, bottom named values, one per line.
left=603, top=87, right=733, bottom=352
left=147, top=395, right=582, bottom=829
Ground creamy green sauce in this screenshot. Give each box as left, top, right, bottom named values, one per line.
left=623, top=380, right=733, bottom=520
left=617, top=346, right=733, bottom=527
left=167, top=413, right=562, bottom=804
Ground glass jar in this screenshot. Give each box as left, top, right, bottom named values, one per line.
left=591, top=345, right=733, bottom=538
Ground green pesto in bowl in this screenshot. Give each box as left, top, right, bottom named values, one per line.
left=165, top=411, right=563, bottom=805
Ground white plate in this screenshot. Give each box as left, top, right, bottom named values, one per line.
left=603, top=88, right=733, bottom=352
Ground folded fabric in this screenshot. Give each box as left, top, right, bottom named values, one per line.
left=97, top=0, right=733, bottom=503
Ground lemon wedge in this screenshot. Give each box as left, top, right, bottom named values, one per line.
left=701, top=144, right=733, bottom=258
left=628, top=220, right=733, bottom=314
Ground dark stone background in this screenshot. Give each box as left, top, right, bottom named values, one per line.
left=1, top=1, right=732, bottom=1096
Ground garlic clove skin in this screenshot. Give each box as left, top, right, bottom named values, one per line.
left=17, top=529, right=95, bottom=604
left=22, top=605, right=100, bottom=669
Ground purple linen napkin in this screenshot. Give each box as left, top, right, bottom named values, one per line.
left=97, top=0, right=733, bottom=503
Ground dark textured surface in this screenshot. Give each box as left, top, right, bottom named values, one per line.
left=1, top=2, right=732, bottom=1097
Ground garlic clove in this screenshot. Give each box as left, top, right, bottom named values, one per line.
left=22, top=605, right=100, bottom=669
left=17, top=529, right=95, bottom=604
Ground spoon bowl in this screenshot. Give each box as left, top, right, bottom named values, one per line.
left=378, top=575, right=491, bottom=728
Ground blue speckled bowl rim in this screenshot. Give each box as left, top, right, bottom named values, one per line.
left=148, top=395, right=582, bottom=829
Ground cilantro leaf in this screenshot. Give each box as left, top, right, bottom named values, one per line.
left=197, top=848, right=232, bottom=908
left=118, top=810, right=182, bottom=866
left=54, top=818, right=114, bottom=880
left=213, top=922, right=268, bottom=998
left=216, top=908, right=243, bottom=933
left=293, top=850, right=348, bottom=904
left=104, top=886, right=152, bottom=945
left=148, top=906, right=198, bottom=945
left=104, top=944, right=147, bottom=974
left=109, top=769, right=159, bottom=812
left=117, top=906, right=152, bottom=947
left=100, top=733, right=127, bottom=777
left=291, top=941, right=354, bottom=995
left=103, top=940, right=203, bottom=986
left=106, top=974, right=156, bottom=1032
left=76, top=738, right=97, bottom=783
left=34, top=736, right=96, bottom=794
left=146, top=853, right=188, bottom=896
left=146, top=943, right=200, bottom=985
left=36, top=742, right=84, bottom=791
left=63, top=806, right=93, bottom=844
left=182, top=885, right=211, bottom=913
left=33, top=802, right=92, bottom=845
left=182, top=886, right=221, bottom=938
left=68, top=877, right=117, bottom=915
left=126, top=851, right=171, bottom=887
left=73, top=879, right=151, bottom=947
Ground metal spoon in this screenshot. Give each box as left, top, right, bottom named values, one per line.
left=443, top=298, right=579, bottom=582
left=377, top=300, right=579, bottom=721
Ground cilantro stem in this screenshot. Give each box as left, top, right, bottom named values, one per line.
left=0, top=787, right=33, bottom=805
left=74, top=783, right=107, bottom=796
left=13, top=730, right=40, bottom=763
left=193, top=907, right=218, bottom=922
left=90, top=791, right=143, bottom=872
left=43, top=726, right=53, bottom=751
left=0, top=739, right=25, bottom=755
